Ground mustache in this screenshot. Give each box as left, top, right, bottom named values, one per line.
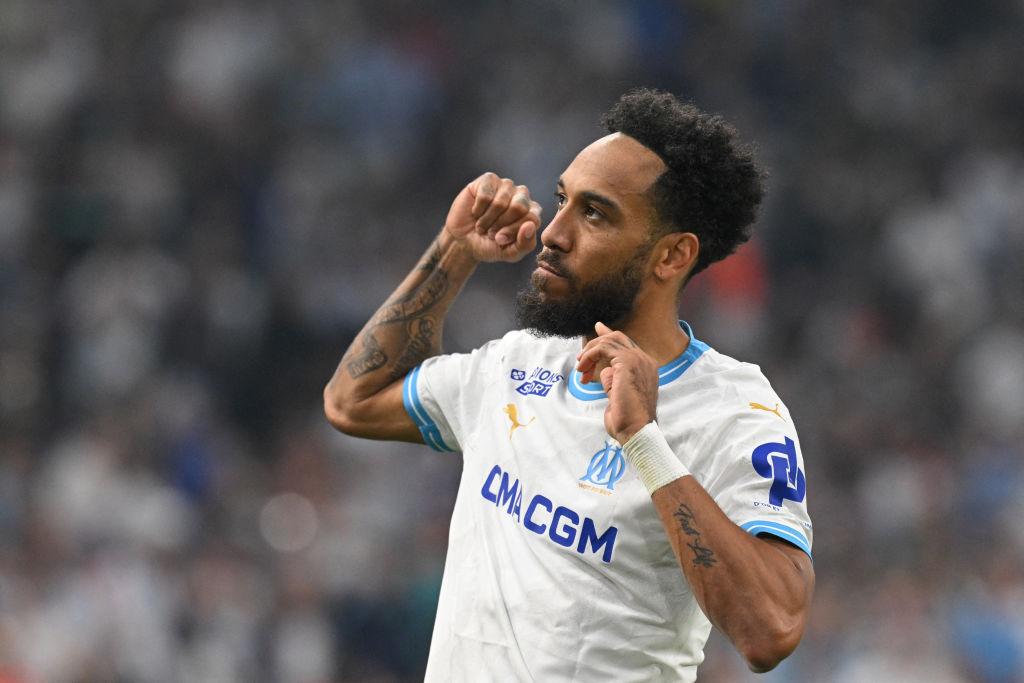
left=536, top=250, right=570, bottom=278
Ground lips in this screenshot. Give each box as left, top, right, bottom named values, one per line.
left=536, top=256, right=566, bottom=278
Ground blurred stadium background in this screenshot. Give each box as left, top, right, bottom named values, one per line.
left=1, top=1, right=1023, bottom=681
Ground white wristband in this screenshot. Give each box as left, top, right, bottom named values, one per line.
left=621, top=422, right=690, bottom=495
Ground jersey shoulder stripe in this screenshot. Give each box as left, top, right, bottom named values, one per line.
left=402, top=365, right=456, bottom=452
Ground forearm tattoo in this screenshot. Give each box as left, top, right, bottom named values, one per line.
left=418, top=241, right=442, bottom=273
left=345, top=332, right=388, bottom=378
left=672, top=504, right=718, bottom=569
left=388, top=317, right=437, bottom=382
left=373, top=270, right=449, bottom=325
left=344, top=240, right=447, bottom=380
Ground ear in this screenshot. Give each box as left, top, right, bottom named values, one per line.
left=652, top=232, right=699, bottom=283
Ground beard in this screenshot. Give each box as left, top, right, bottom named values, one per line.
left=514, top=245, right=650, bottom=338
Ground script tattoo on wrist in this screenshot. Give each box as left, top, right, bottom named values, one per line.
left=672, top=504, right=717, bottom=569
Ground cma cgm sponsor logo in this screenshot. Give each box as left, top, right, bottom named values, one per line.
left=578, top=442, right=626, bottom=494
left=480, top=464, right=618, bottom=563
left=510, top=366, right=565, bottom=398
left=751, top=437, right=806, bottom=507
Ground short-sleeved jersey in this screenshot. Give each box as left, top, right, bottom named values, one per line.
left=402, top=322, right=812, bottom=682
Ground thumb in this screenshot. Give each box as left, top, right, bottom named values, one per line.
left=595, top=321, right=614, bottom=336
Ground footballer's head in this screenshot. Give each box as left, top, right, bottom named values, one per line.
left=515, top=88, right=765, bottom=338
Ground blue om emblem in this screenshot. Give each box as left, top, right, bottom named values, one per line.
left=580, top=442, right=627, bottom=491
left=751, top=437, right=806, bottom=507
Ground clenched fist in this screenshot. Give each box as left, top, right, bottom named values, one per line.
left=444, top=172, right=542, bottom=263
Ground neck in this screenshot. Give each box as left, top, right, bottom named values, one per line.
left=584, top=295, right=690, bottom=365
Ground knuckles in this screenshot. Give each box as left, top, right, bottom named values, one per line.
left=474, top=172, right=499, bottom=195
left=472, top=174, right=534, bottom=206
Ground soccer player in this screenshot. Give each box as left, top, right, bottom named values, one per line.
left=325, top=89, right=814, bottom=681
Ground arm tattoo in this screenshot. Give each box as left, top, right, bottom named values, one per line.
left=388, top=317, right=437, bottom=382
left=672, top=504, right=718, bottom=569
left=418, top=241, right=442, bottom=273
left=374, top=269, right=449, bottom=324
left=344, top=241, right=448, bottom=380
left=345, top=332, right=388, bottom=378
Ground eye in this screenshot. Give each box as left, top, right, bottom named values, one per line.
left=583, top=205, right=604, bottom=221
left=554, top=192, right=567, bottom=209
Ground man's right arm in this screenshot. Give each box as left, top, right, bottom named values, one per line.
left=324, top=173, right=541, bottom=443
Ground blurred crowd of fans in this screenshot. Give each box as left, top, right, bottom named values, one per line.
left=1, top=1, right=1023, bottom=681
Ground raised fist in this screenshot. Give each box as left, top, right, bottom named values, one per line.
left=444, top=172, right=542, bottom=263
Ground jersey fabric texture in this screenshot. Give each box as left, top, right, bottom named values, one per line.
left=402, top=322, right=812, bottom=682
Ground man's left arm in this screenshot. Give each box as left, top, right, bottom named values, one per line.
left=577, top=323, right=814, bottom=673
left=650, top=475, right=813, bottom=672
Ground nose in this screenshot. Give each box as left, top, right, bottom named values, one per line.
left=540, top=206, right=572, bottom=252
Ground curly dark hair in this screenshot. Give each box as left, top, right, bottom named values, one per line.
left=602, top=88, right=765, bottom=277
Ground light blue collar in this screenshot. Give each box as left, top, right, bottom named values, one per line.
left=567, top=321, right=710, bottom=402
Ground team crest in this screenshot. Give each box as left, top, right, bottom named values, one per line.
left=579, top=442, right=627, bottom=494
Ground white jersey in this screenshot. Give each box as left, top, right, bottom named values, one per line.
left=402, top=322, right=813, bottom=682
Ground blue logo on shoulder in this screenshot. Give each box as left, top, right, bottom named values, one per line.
left=510, top=369, right=526, bottom=381
left=751, top=437, right=806, bottom=507
left=579, top=442, right=627, bottom=491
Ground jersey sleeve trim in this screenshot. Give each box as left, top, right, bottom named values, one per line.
left=740, top=520, right=812, bottom=559
left=402, top=366, right=456, bottom=452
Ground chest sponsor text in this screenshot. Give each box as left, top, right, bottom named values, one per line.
left=480, top=463, right=618, bottom=563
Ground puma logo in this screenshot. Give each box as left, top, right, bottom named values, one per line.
left=749, top=402, right=785, bottom=421
left=504, top=403, right=535, bottom=439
